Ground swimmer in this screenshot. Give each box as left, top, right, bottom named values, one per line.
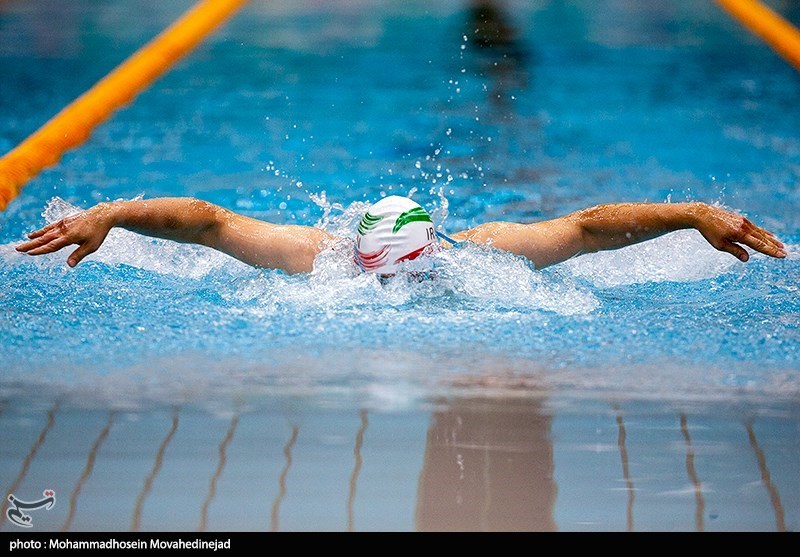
left=15, top=195, right=786, bottom=276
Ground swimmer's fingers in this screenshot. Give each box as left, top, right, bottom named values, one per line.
left=742, top=233, right=786, bottom=258
left=16, top=216, right=105, bottom=265
left=738, top=220, right=786, bottom=259
left=67, top=242, right=101, bottom=267
left=17, top=227, right=101, bottom=266
left=18, top=205, right=114, bottom=257
left=15, top=226, right=72, bottom=254
left=716, top=233, right=785, bottom=263
left=20, top=235, right=76, bottom=256
left=700, top=208, right=787, bottom=261
left=25, top=220, right=61, bottom=239
left=717, top=239, right=751, bottom=262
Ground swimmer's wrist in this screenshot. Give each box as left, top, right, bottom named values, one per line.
left=681, top=202, right=707, bottom=230
left=92, top=200, right=124, bottom=229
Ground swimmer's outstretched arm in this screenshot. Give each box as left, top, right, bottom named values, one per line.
left=450, top=202, right=786, bottom=269
left=16, top=197, right=337, bottom=274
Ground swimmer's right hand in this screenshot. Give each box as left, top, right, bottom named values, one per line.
left=16, top=202, right=116, bottom=267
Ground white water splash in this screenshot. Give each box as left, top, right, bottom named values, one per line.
left=220, top=235, right=599, bottom=316
left=561, top=229, right=742, bottom=287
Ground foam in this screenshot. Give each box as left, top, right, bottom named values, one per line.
left=561, top=229, right=742, bottom=287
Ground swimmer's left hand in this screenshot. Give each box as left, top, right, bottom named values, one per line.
left=692, top=203, right=786, bottom=262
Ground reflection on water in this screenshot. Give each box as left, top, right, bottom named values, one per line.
left=745, top=420, right=788, bottom=533
left=198, top=413, right=239, bottom=533
left=270, top=424, right=298, bottom=532
left=465, top=0, right=531, bottom=109
left=1, top=384, right=796, bottom=532
left=131, top=407, right=179, bottom=532
left=59, top=411, right=115, bottom=532
left=416, top=396, right=556, bottom=531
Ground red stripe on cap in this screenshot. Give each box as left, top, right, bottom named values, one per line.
left=395, top=244, right=428, bottom=264
left=354, top=244, right=391, bottom=271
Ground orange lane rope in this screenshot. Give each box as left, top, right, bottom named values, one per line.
left=0, top=0, right=249, bottom=211
left=716, top=0, right=800, bottom=72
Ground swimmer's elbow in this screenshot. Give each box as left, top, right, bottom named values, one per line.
left=194, top=201, right=231, bottom=247
left=573, top=209, right=609, bottom=254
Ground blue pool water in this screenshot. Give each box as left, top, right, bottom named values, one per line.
left=1, top=0, right=798, bottom=532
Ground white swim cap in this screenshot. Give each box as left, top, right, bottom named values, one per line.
left=354, top=196, right=438, bottom=274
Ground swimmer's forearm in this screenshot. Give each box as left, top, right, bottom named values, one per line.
left=107, top=197, right=226, bottom=246
left=575, top=202, right=701, bottom=253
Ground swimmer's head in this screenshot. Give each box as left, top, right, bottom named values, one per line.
left=354, top=195, right=439, bottom=276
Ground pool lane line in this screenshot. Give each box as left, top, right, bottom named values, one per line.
left=745, top=420, right=787, bottom=532
left=61, top=411, right=116, bottom=532
left=716, top=0, right=800, bottom=71
left=0, top=401, right=59, bottom=531
left=197, top=412, right=239, bottom=532
left=130, top=406, right=181, bottom=532
left=0, top=0, right=250, bottom=211
left=270, top=425, right=299, bottom=532
left=679, top=414, right=705, bottom=532
left=614, top=409, right=635, bottom=532
left=347, top=409, right=369, bottom=532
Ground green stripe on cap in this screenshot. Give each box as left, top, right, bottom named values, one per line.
left=392, top=207, right=432, bottom=233
left=357, top=211, right=384, bottom=235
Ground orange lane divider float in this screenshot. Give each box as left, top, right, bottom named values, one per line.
left=716, top=0, right=800, bottom=71
left=0, top=0, right=249, bottom=211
